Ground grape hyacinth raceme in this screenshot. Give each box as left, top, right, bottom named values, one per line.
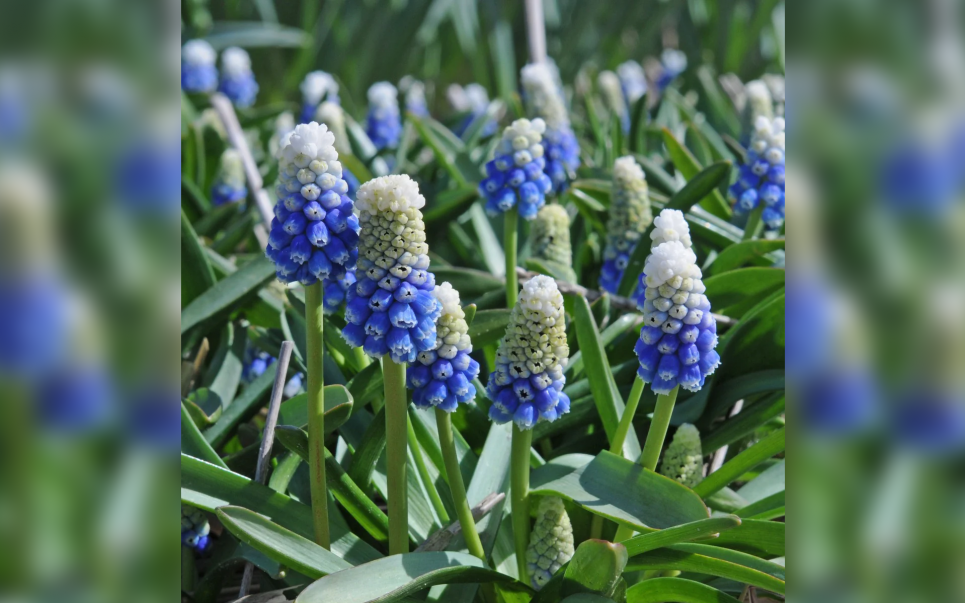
left=657, top=49, right=688, bottom=91
left=451, top=83, right=496, bottom=137
left=365, top=82, right=403, bottom=151
left=181, top=505, right=211, bottom=552
left=321, top=271, right=357, bottom=315
left=525, top=496, right=575, bottom=590
left=479, top=118, right=553, bottom=219
left=341, top=175, right=442, bottom=364
left=659, top=423, right=704, bottom=488
left=314, top=101, right=360, bottom=197
left=181, top=40, right=217, bottom=94
left=399, top=76, right=429, bottom=117
left=211, top=148, right=247, bottom=206
left=521, top=63, right=580, bottom=193
left=217, top=47, right=258, bottom=108
left=487, top=276, right=571, bottom=429
left=407, top=282, right=481, bottom=412
left=299, top=71, right=339, bottom=124
left=617, top=60, right=648, bottom=107
left=265, top=122, right=360, bottom=286
left=729, top=116, right=786, bottom=232
left=600, top=156, right=653, bottom=293
left=531, top=204, right=573, bottom=267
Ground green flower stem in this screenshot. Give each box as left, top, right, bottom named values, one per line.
left=614, top=385, right=680, bottom=542
left=407, top=411, right=450, bottom=525
left=511, top=425, right=533, bottom=579
left=383, top=357, right=409, bottom=555
left=305, top=282, right=331, bottom=549
left=436, top=408, right=486, bottom=562
left=505, top=208, right=519, bottom=308
left=741, top=205, right=764, bottom=241
left=352, top=346, right=370, bottom=370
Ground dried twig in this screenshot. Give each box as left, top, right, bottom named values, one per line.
left=415, top=492, right=506, bottom=552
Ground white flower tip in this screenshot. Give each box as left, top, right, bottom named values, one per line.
left=279, top=122, right=337, bottom=163
left=650, top=209, right=692, bottom=249
left=520, top=275, right=563, bottom=308
left=432, top=282, right=463, bottom=317
left=301, top=71, right=338, bottom=105
left=613, top=156, right=645, bottom=183
left=464, top=84, right=489, bottom=110
left=182, top=40, right=216, bottom=66
left=368, top=81, right=399, bottom=108
left=356, top=174, right=426, bottom=213
left=661, top=48, right=688, bottom=71
left=644, top=241, right=700, bottom=287
left=221, top=47, right=251, bottom=76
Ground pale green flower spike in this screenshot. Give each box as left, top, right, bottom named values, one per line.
left=659, top=423, right=704, bottom=488
left=525, top=496, right=575, bottom=590
left=531, top=204, right=574, bottom=270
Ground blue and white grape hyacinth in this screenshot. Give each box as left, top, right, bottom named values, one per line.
left=217, top=47, right=258, bottom=108
left=479, top=118, right=553, bottom=219
left=729, top=116, right=786, bottom=232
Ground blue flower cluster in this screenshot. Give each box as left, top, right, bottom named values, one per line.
left=450, top=83, right=496, bottom=137
left=488, top=276, right=571, bottom=430
left=217, top=47, right=258, bottom=108
left=400, top=76, right=429, bottom=118
left=365, top=82, right=402, bottom=151
left=600, top=157, right=652, bottom=294
left=634, top=235, right=720, bottom=394
left=211, top=148, right=247, bottom=206
left=265, top=123, right=360, bottom=286
left=542, top=127, right=580, bottom=194
left=407, top=283, right=481, bottom=412
left=322, top=272, right=356, bottom=315
left=729, top=117, right=786, bottom=232
left=342, top=175, right=442, bottom=364
left=521, top=63, right=580, bottom=194
left=242, top=346, right=275, bottom=382
left=181, top=40, right=218, bottom=94
left=617, top=60, right=648, bottom=108
left=299, top=71, right=340, bottom=124
left=479, top=118, right=553, bottom=219
left=181, top=505, right=211, bottom=552
left=656, top=49, right=688, bottom=92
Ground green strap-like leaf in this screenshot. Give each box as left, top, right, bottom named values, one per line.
left=180, top=209, right=216, bottom=308
left=626, top=545, right=785, bottom=595
left=623, top=516, right=742, bottom=557
left=694, top=428, right=785, bottom=499
left=181, top=403, right=227, bottom=468
left=709, top=239, right=785, bottom=276
left=277, top=385, right=354, bottom=432
left=204, top=367, right=276, bottom=448
left=626, top=577, right=741, bottom=603
left=561, top=540, right=628, bottom=599
left=466, top=309, right=512, bottom=348
left=703, top=519, right=785, bottom=558
left=181, top=257, right=276, bottom=334
left=661, top=128, right=732, bottom=219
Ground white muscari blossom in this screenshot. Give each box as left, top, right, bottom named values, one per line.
left=531, top=204, right=573, bottom=268
left=745, top=80, right=774, bottom=122
left=315, top=101, right=350, bottom=155
left=301, top=71, right=339, bottom=106
left=182, top=40, right=216, bottom=67
left=617, top=60, right=648, bottom=104
left=659, top=423, right=704, bottom=488
left=447, top=84, right=470, bottom=112
left=220, top=47, right=251, bottom=77
left=661, top=49, right=688, bottom=75
left=465, top=83, right=490, bottom=113
left=650, top=208, right=693, bottom=249
left=599, top=156, right=652, bottom=293
left=496, top=117, right=546, bottom=166
left=525, top=497, right=575, bottom=590
left=355, top=173, right=424, bottom=214
left=598, top=70, right=627, bottom=118
left=368, top=81, right=399, bottom=114
left=521, top=63, right=569, bottom=130
left=643, top=241, right=702, bottom=289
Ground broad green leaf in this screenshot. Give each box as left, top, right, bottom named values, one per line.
left=184, top=388, right=223, bottom=427
left=700, top=393, right=785, bottom=452
left=469, top=203, right=505, bottom=276
left=203, top=23, right=312, bottom=48
left=571, top=295, right=641, bottom=459
left=531, top=451, right=709, bottom=531
left=694, top=428, right=785, bottom=499
left=566, top=314, right=641, bottom=378
left=704, top=488, right=748, bottom=514
left=181, top=257, right=276, bottom=334
left=561, top=540, right=628, bottom=599
left=571, top=179, right=612, bottom=205
left=181, top=209, right=216, bottom=308
left=736, top=491, right=785, bottom=521
left=217, top=506, right=352, bottom=579
left=347, top=360, right=384, bottom=410
left=348, top=405, right=387, bottom=488
left=627, top=577, right=741, bottom=603
left=561, top=596, right=616, bottom=603
left=709, top=240, right=785, bottom=276
left=204, top=367, right=276, bottom=448
left=295, top=552, right=530, bottom=603
left=634, top=155, right=679, bottom=195
left=617, top=161, right=732, bottom=297
left=180, top=454, right=381, bottom=565
left=662, top=129, right=732, bottom=219
left=623, top=516, right=742, bottom=557
left=467, top=309, right=511, bottom=348
left=626, top=545, right=785, bottom=594
left=277, top=385, right=354, bottom=432
left=716, top=289, right=785, bottom=378
left=695, top=370, right=785, bottom=429
left=737, top=459, right=785, bottom=505
left=672, top=542, right=785, bottom=582
left=424, top=186, right=479, bottom=224
left=181, top=403, right=227, bottom=468
left=525, top=257, right=578, bottom=284
left=567, top=188, right=606, bottom=233
left=629, top=94, right=650, bottom=153
left=706, top=519, right=785, bottom=558
left=696, top=66, right=742, bottom=138
left=201, top=323, right=246, bottom=407
left=703, top=268, right=784, bottom=317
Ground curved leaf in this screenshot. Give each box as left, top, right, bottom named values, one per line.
left=181, top=257, right=276, bottom=334
left=623, top=516, right=742, bottom=557
left=424, top=186, right=479, bottom=224
left=626, top=545, right=785, bottom=595
left=694, top=428, right=785, bottom=499
left=703, top=268, right=785, bottom=314
left=277, top=385, right=354, bottom=432
left=627, top=577, right=741, bottom=603
left=709, top=239, right=785, bottom=276
left=705, top=519, right=785, bottom=558
left=203, top=367, right=275, bottom=448
left=181, top=209, right=216, bottom=308
left=661, top=128, right=732, bottom=219
left=181, top=403, right=227, bottom=468
left=561, top=540, right=628, bottom=599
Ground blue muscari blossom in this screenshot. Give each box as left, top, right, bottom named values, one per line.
left=802, top=369, right=877, bottom=435
left=181, top=40, right=218, bottom=94
left=265, top=122, right=359, bottom=286
left=407, top=283, right=480, bottom=412
left=217, top=47, right=258, bottom=109
left=451, top=83, right=496, bottom=137
left=341, top=175, right=441, bottom=364
left=400, top=76, right=429, bottom=118
left=0, top=278, right=67, bottom=380
left=892, top=392, right=965, bottom=454
left=479, top=118, right=552, bottom=220
left=211, top=148, right=247, bottom=206
left=600, top=157, right=652, bottom=294
left=656, top=49, right=688, bottom=92
left=617, top=61, right=648, bottom=109
left=729, top=116, right=786, bottom=232
left=521, top=63, right=580, bottom=194
left=487, top=276, right=570, bottom=430
left=365, top=82, right=402, bottom=151
left=299, top=71, right=340, bottom=124
left=182, top=505, right=212, bottom=552
left=322, top=271, right=356, bottom=315
left=116, top=139, right=181, bottom=214
left=542, top=127, right=580, bottom=194
left=0, top=69, right=28, bottom=143
left=38, top=367, right=113, bottom=433
left=634, top=236, right=720, bottom=394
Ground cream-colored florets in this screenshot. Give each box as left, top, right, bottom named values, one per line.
left=220, top=47, right=251, bottom=76
left=492, top=275, right=568, bottom=382
left=598, top=70, right=627, bottom=115
left=531, top=204, right=573, bottom=267
left=275, top=123, right=344, bottom=201
left=526, top=496, right=574, bottom=590
left=429, top=282, right=472, bottom=358
left=644, top=241, right=701, bottom=288
left=659, top=423, right=704, bottom=488
left=650, top=209, right=692, bottom=249
left=314, top=101, right=349, bottom=155
left=750, top=116, right=785, bottom=163
left=219, top=148, right=246, bottom=189
left=613, top=156, right=645, bottom=185
left=356, top=174, right=426, bottom=214
left=745, top=80, right=774, bottom=122
left=301, top=71, right=338, bottom=105
left=521, top=63, right=569, bottom=129
left=182, top=40, right=216, bottom=66
left=497, top=118, right=546, bottom=165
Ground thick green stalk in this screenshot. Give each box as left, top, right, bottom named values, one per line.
left=741, top=205, right=764, bottom=241
left=505, top=208, right=519, bottom=308
left=407, top=411, right=450, bottom=525
left=436, top=409, right=486, bottom=562
left=383, top=358, right=409, bottom=555
left=305, top=283, right=330, bottom=549
left=511, top=425, right=533, bottom=579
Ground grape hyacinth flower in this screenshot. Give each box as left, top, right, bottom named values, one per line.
left=407, top=282, right=480, bottom=412
left=211, top=148, right=247, bottom=206
left=242, top=347, right=275, bottom=382
left=487, top=275, right=570, bottom=429
left=217, top=47, right=258, bottom=108
left=657, top=49, right=688, bottom=91
left=598, top=70, right=629, bottom=133
left=341, top=175, right=441, bottom=364
left=314, top=101, right=359, bottom=197
left=321, top=271, right=356, bottom=315
left=634, top=240, right=720, bottom=394
left=659, top=423, right=704, bottom=488
left=299, top=71, right=339, bottom=124
left=617, top=60, right=648, bottom=107
left=265, top=122, right=360, bottom=286
left=399, top=76, right=429, bottom=118
left=600, top=156, right=653, bottom=293
left=521, top=63, right=580, bottom=193
left=729, top=116, right=786, bottom=232
left=530, top=204, right=577, bottom=282
left=181, top=505, right=212, bottom=552
left=525, top=497, right=575, bottom=590
left=479, top=118, right=553, bottom=219
left=365, top=82, right=402, bottom=152
left=181, top=40, right=217, bottom=94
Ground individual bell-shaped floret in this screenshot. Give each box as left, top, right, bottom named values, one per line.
left=365, top=82, right=402, bottom=151
left=217, top=47, right=258, bottom=108
left=264, top=122, right=360, bottom=286
left=181, top=505, right=212, bottom=552
left=341, top=175, right=442, bottom=364
left=407, top=282, right=481, bottom=412
left=617, top=60, right=648, bottom=107
left=525, top=496, right=575, bottom=590
left=521, top=63, right=580, bottom=193
left=634, top=239, right=720, bottom=394
left=299, top=70, right=340, bottom=124
left=530, top=204, right=576, bottom=282
left=728, top=116, right=785, bottom=232
left=659, top=423, right=704, bottom=488
left=600, top=156, right=653, bottom=293
left=479, top=118, right=552, bottom=220
left=399, top=75, right=429, bottom=118
left=657, top=49, right=688, bottom=92
left=314, top=101, right=359, bottom=197
left=181, top=40, right=217, bottom=94
left=211, top=148, right=247, bottom=206
left=321, top=271, right=357, bottom=315
left=487, top=276, right=570, bottom=429
left=598, top=70, right=629, bottom=133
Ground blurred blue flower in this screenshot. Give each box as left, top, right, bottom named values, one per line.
left=892, top=393, right=965, bottom=454
left=880, top=140, right=958, bottom=216
left=801, top=370, right=878, bottom=435
left=129, top=388, right=180, bottom=450
left=217, top=47, right=258, bottom=109
left=38, top=367, right=114, bottom=433
left=729, top=117, right=786, bottom=232
left=617, top=60, right=647, bottom=108
left=452, top=83, right=496, bottom=137
left=181, top=40, right=218, bottom=94
left=400, top=76, right=429, bottom=118
left=656, top=49, right=688, bottom=91
left=0, top=278, right=68, bottom=380
left=210, top=148, right=247, bottom=207
left=115, top=139, right=181, bottom=214
left=365, top=82, right=402, bottom=151
left=322, top=271, right=356, bottom=315
left=600, top=157, right=652, bottom=294
left=479, top=118, right=552, bottom=219
left=521, top=63, right=580, bottom=194
left=299, top=71, right=339, bottom=124
left=181, top=505, right=212, bottom=553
